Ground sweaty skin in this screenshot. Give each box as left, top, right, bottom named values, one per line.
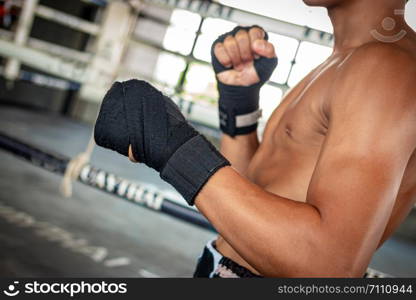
left=129, top=0, right=416, bottom=276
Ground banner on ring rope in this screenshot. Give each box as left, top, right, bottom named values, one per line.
left=0, top=278, right=414, bottom=299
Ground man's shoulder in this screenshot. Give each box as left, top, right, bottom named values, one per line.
left=342, top=42, right=416, bottom=75
left=328, top=42, right=416, bottom=111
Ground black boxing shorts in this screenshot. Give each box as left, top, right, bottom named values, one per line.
left=193, top=239, right=262, bottom=278
left=193, top=239, right=384, bottom=278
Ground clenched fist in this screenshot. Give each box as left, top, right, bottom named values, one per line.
left=211, top=25, right=278, bottom=136
left=212, top=26, right=277, bottom=86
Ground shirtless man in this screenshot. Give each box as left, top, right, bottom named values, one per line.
left=94, top=0, right=416, bottom=277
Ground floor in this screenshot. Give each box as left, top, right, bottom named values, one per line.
left=0, top=106, right=414, bottom=277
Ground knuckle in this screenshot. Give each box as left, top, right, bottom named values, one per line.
left=214, top=43, right=224, bottom=56
left=236, top=33, right=249, bottom=45
left=224, top=35, right=236, bottom=44
left=224, top=38, right=238, bottom=52
left=214, top=42, right=224, bottom=51
left=266, top=42, right=276, bottom=53
left=235, top=29, right=248, bottom=38
left=250, top=27, right=265, bottom=38
left=219, top=54, right=231, bottom=63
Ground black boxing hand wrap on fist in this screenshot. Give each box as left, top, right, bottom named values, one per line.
left=211, top=25, right=278, bottom=137
left=94, top=79, right=230, bottom=205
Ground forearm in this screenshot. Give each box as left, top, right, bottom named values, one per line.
left=195, top=167, right=329, bottom=277
left=220, top=132, right=259, bottom=175
left=212, top=26, right=276, bottom=175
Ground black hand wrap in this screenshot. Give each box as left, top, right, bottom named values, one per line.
left=94, top=79, right=230, bottom=205
left=211, top=25, right=278, bottom=137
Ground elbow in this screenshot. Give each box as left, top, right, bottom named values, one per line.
left=296, top=229, right=369, bottom=277
left=261, top=243, right=366, bottom=278
left=306, top=251, right=368, bottom=278
left=288, top=259, right=365, bottom=278
left=308, top=246, right=368, bottom=277
left=320, top=263, right=364, bottom=278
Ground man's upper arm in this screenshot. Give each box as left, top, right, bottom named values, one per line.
left=306, top=44, right=416, bottom=273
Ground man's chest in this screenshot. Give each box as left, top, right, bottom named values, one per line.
left=262, top=63, right=336, bottom=151
left=247, top=62, right=339, bottom=198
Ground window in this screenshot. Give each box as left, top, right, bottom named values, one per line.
left=154, top=53, right=186, bottom=87
left=267, top=33, right=299, bottom=85
left=193, top=18, right=237, bottom=62
left=153, top=7, right=334, bottom=117
left=184, top=63, right=217, bottom=103
left=260, top=84, right=283, bottom=120
left=288, top=41, right=332, bottom=87
left=162, top=9, right=201, bottom=55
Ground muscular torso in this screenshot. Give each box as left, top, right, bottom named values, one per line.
left=216, top=39, right=416, bottom=275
